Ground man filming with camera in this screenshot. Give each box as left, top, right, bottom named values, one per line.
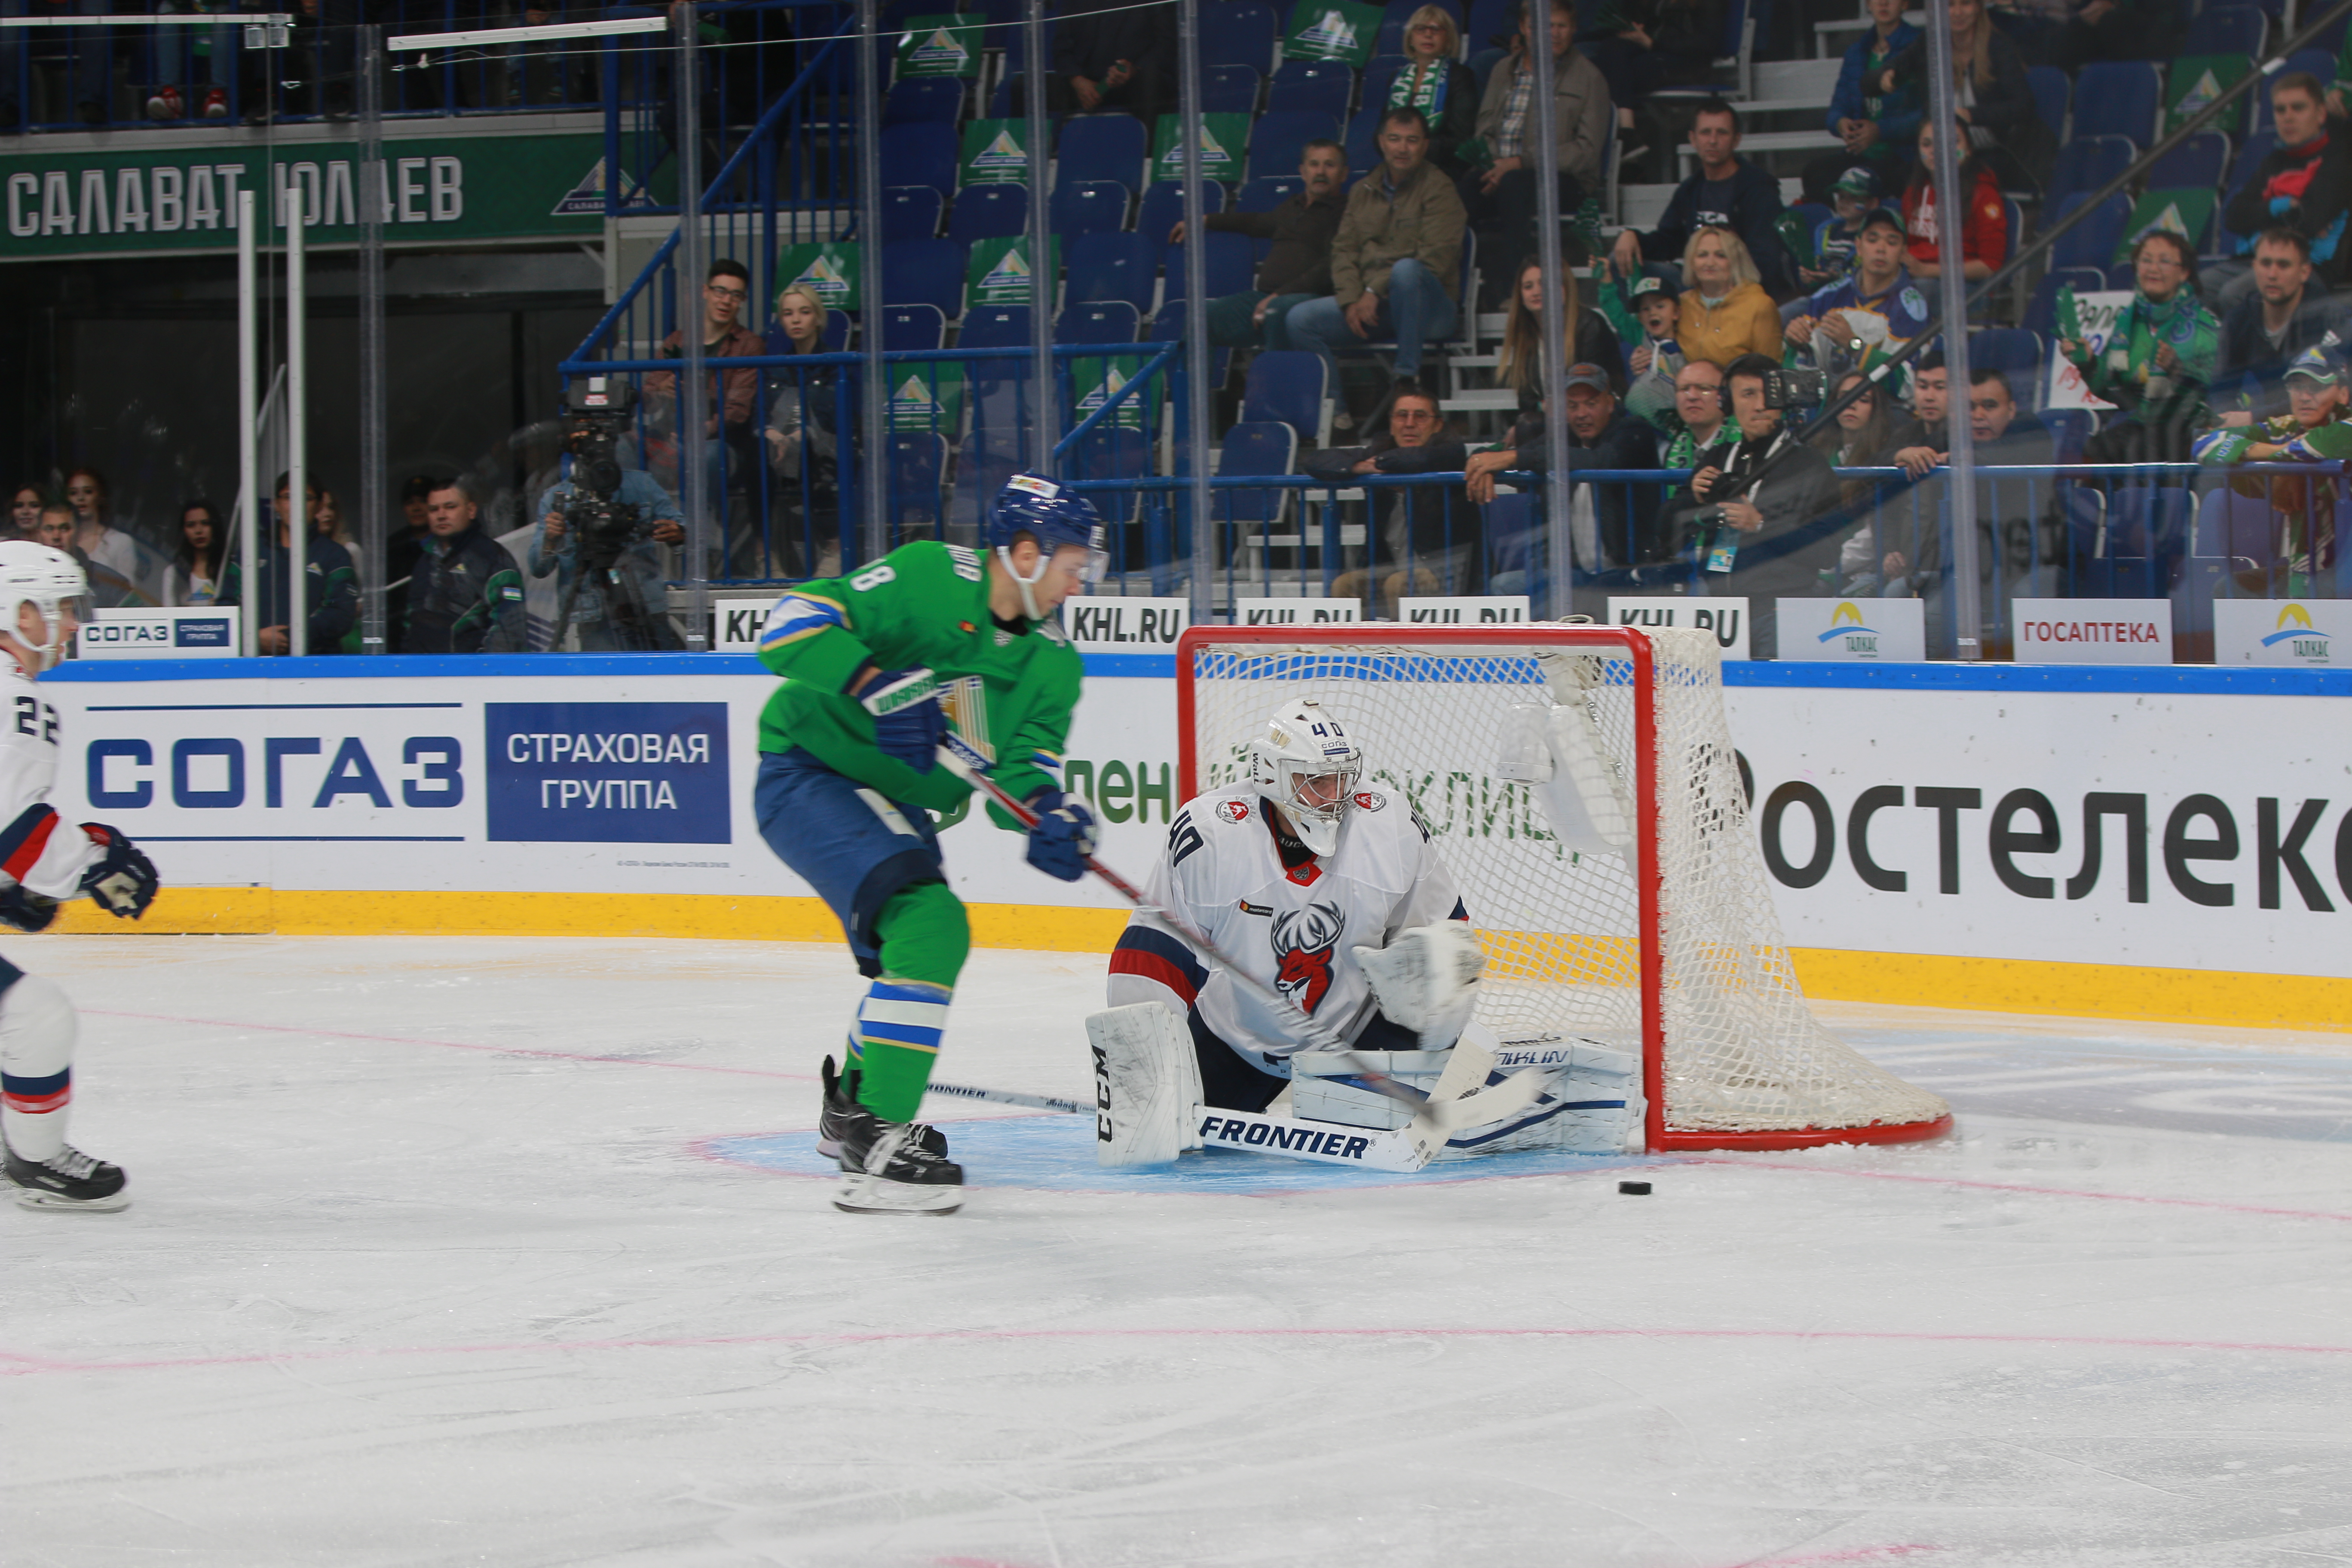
left=1660, top=352, right=1841, bottom=658
left=531, top=379, right=689, bottom=652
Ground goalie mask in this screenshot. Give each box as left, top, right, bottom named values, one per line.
left=1246, top=699, right=1362, bottom=857
left=0, top=541, right=91, bottom=671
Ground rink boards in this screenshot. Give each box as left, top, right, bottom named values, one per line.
left=39, top=651, right=2352, bottom=1032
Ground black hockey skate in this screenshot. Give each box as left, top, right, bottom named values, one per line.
left=833, top=1113, right=964, bottom=1216
left=5, top=1142, right=129, bottom=1212
left=817, top=1054, right=947, bottom=1160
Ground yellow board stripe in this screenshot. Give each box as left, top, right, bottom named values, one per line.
left=50, top=888, right=2352, bottom=1032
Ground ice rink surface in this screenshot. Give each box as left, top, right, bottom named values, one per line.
left=5, top=934, right=2349, bottom=1568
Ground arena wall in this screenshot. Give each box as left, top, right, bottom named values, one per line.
left=43, top=652, right=2352, bottom=1032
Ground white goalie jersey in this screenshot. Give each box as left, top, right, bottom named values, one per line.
left=0, top=665, right=103, bottom=901
left=1107, top=782, right=1468, bottom=1068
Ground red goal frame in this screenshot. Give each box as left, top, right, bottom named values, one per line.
left=1175, top=623, right=1953, bottom=1154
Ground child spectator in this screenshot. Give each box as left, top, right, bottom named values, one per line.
left=1620, top=274, right=1686, bottom=427
left=1805, top=166, right=1882, bottom=288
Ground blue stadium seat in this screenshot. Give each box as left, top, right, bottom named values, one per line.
left=1484, top=492, right=1539, bottom=582
left=1056, top=300, right=1142, bottom=343
left=1362, top=54, right=1406, bottom=108
left=1058, top=114, right=1149, bottom=189
left=2027, top=65, right=2069, bottom=144
left=2024, top=267, right=2106, bottom=334
left=960, top=303, right=1032, bottom=348
left=882, top=78, right=963, bottom=126
left=2046, top=193, right=2130, bottom=271
left=1152, top=299, right=1230, bottom=379
left=1269, top=58, right=1355, bottom=120
left=1050, top=178, right=1131, bottom=235
left=2144, top=132, right=2229, bottom=193
left=1241, top=350, right=1329, bottom=440
left=1205, top=63, right=1263, bottom=114
left=948, top=184, right=1031, bottom=245
left=878, top=302, right=947, bottom=351
left=1066, top=231, right=1162, bottom=310
left=1201, top=0, right=1280, bottom=71
left=881, top=238, right=968, bottom=317
left=2103, top=262, right=2138, bottom=290
left=2070, top=62, right=2161, bottom=146
left=2042, top=407, right=2095, bottom=465
left=877, top=123, right=957, bottom=196
left=1385, top=0, right=1461, bottom=24
left=2101, top=484, right=2193, bottom=598
left=1138, top=178, right=1228, bottom=245
left=1216, top=420, right=1299, bottom=530
left=1237, top=175, right=1304, bottom=212
left=887, top=432, right=949, bottom=541
left=881, top=185, right=943, bottom=242
left=1163, top=230, right=1259, bottom=299
left=2184, top=4, right=2265, bottom=55
left=1344, top=103, right=1382, bottom=174
left=1465, top=0, right=1514, bottom=51
left=1250, top=110, right=1343, bottom=183
left=1374, top=15, right=1406, bottom=55
left=2228, top=129, right=2278, bottom=193
left=2048, top=135, right=2135, bottom=204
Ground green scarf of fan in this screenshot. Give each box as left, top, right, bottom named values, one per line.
left=1388, top=60, right=1455, bottom=129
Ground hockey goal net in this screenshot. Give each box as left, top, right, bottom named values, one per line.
left=1177, top=624, right=1950, bottom=1152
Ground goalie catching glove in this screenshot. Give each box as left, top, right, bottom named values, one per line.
left=79, top=824, right=157, bottom=919
left=1353, top=922, right=1485, bottom=1050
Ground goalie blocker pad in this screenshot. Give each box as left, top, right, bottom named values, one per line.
left=1089, top=1001, right=1203, bottom=1167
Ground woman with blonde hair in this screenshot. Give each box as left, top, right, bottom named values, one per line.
left=1386, top=5, right=1479, bottom=175
left=1493, top=255, right=1624, bottom=410
left=1675, top=226, right=1781, bottom=366
left=765, top=281, right=849, bottom=574
left=1873, top=0, right=2052, bottom=186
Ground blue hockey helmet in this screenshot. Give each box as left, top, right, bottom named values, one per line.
left=985, top=473, right=1110, bottom=618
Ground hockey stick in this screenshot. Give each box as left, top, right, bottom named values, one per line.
left=925, top=1079, right=1093, bottom=1116
left=931, top=735, right=1550, bottom=1140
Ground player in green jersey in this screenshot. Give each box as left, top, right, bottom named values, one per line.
left=753, top=473, right=1107, bottom=1214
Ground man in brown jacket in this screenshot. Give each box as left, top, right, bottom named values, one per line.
left=1275, top=108, right=1468, bottom=394
left=1460, top=0, right=1612, bottom=283
left=1170, top=139, right=1350, bottom=347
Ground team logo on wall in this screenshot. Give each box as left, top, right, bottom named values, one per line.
left=1219, top=799, right=1251, bottom=823
left=1270, top=901, right=1344, bottom=1015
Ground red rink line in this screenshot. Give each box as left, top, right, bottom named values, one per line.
left=1728, top=1550, right=1944, bottom=1567
left=4, top=1324, right=2349, bottom=1380
left=84, top=1008, right=815, bottom=1084
left=1680, top=1154, right=2352, bottom=1225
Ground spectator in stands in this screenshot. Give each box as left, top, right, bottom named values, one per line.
left=1812, top=0, right=1920, bottom=204
left=1387, top=7, right=1481, bottom=178
left=2217, top=229, right=2345, bottom=423
left=643, top=259, right=762, bottom=527
left=1785, top=206, right=1930, bottom=382
left=1813, top=372, right=1908, bottom=593
left=9, top=484, right=45, bottom=540
left=1874, top=0, right=2052, bottom=191
left=532, top=452, right=686, bottom=653
left=2220, top=74, right=2352, bottom=298
left=314, top=487, right=349, bottom=547
left=1495, top=257, right=1627, bottom=415
left=2195, top=346, right=2348, bottom=599
left=1800, top=166, right=1882, bottom=288
left=1655, top=358, right=1733, bottom=483
left=1047, top=0, right=1173, bottom=119
left=219, top=473, right=359, bottom=655
left=35, top=503, right=82, bottom=558
left=1660, top=352, right=1841, bottom=657
left=2061, top=230, right=2219, bottom=464
left=1609, top=101, right=1792, bottom=296
left=1175, top=140, right=1349, bottom=349
left=65, top=466, right=160, bottom=609
left=1302, top=385, right=1475, bottom=616
left=404, top=477, right=527, bottom=655
left=387, top=472, right=435, bottom=654
left=1583, top=0, right=1727, bottom=150
left=1887, top=367, right=2056, bottom=607
left=765, top=282, right=848, bottom=578
left=1889, top=352, right=1949, bottom=476
left=1676, top=225, right=1782, bottom=367
left=164, top=501, right=229, bottom=607
left=2050, top=0, right=2180, bottom=74
left=1899, top=119, right=2009, bottom=283
left=1619, top=274, right=1685, bottom=426
left=1460, top=0, right=1611, bottom=286
left=1465, top=363, right=1666, bottom=570
left=1278, top=109, right=1468, bottom=413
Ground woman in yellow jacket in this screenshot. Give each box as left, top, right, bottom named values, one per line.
left=1675, top=225, right=1783, bottom=366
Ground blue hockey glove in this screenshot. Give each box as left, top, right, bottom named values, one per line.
left=856, top=666, right=945, bottom=773
left=1024, top=790, right=1098, bottom=882
left=79, top=823, right=159, bottom=919
left=0, top=884, right=58, bottom=933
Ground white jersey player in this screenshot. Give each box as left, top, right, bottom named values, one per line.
left=0, top=542, right=161, bottom=1211
left=1106, top=698, right=1474, bottom=1112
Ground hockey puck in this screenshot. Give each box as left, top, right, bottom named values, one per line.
left=1617, top=1180, right=1652, bottom=1195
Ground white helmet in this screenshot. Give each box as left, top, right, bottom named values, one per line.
left=0, top=541, right=89, bottom=671
left=1245, top=698, right=1363, bottom=856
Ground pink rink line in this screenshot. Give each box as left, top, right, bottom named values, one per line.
left=4, top=1324, right=2349, bottom=1381
left=1682, top=1155, right=2352, bottom=1225
left=84, top=1008, right=815, bottom=1084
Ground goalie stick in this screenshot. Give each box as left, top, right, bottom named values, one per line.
left=932, top=734, right=1550, bottom=1148
left=924, top=1080, right=1092, bottom=1116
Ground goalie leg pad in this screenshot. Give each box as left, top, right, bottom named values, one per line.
left=1438, top=1040, right=1648, bottom=1159
left=1088, top=1002, right=1202, bottom=1167
left=1352, top=922, right=1485, bottom=1049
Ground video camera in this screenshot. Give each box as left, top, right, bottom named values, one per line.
left=1761, top=367, right=1827, bottom=410
left=557, top=375, right=643, bottom=572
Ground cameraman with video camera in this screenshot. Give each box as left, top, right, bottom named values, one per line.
left=530, top=377, right=688, bottom=652
left=1660, top=352, right=1841, bottom=658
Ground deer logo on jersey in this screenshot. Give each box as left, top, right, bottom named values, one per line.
left=1269, top=900, right=1344, bottom=1015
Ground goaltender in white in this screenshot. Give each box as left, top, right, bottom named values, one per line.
left=1093, top=696, right=1644, bottom=1170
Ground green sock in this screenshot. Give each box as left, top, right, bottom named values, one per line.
left=850, top=881, right=969, bottom=1123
